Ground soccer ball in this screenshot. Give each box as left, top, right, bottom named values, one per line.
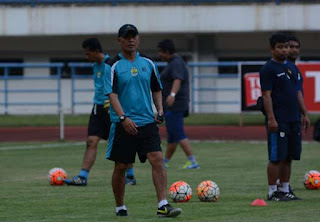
left=48, top=167, right=67, bottom=185
left=197, top=180, right=220, bottom=202
left=169, top=181, right=192, bottom=203
left=303, top=170, right=320, bottom=190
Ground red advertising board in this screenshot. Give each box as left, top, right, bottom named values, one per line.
left=297, top=63, right=320, bottom=112
left=243, top=72, right=261, bottom=107
left=243, top=63, right=320, bottom=112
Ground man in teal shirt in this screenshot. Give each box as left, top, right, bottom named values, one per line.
left=64, top=38, right=135, bottom=186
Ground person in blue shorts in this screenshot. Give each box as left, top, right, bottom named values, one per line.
left=157, top=39, right=199, bottom=169
left=64, top=38, right=135, bottom=186
left=105, top=24, right=182, bottom=217
left=260, top=33, right=310, bottom=201
left=277, top=35, right=303, bottom=193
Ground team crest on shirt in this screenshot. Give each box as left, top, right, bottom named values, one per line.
left=131, top=67, right=138, bottom=76
left=280, top=132, right=285, bottom=137
left=286, top=70, right=291, bottom=79
left=97, top=71, right=101, bottom=78
left=286, top=73, right=290, bottom=79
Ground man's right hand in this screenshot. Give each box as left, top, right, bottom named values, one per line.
left=122, top=117, right=138, bottom=135
left=268, top=118, right=278, bottom=132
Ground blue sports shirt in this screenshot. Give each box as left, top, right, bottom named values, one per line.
left=93, top=54, right=110, bottom=105
left=105, top=52, right=162, bottom=126
left=259, top=59, right=303, bottom=123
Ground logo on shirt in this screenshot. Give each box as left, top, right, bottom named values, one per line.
left=287, top=69, right=292, bottom=75
left=280, top=132, right=285, bottom=137
left=131, top=67, right=138, bottom=76
left=298, top=73, right=301, bottom=80
left=277, top=72, right=285, bottom=77
left=142, top=67, right=147, bottom=72
left=97, top=71, right=101, bottom=78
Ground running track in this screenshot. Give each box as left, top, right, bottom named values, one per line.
left=0, top=126, right=314, bottom=142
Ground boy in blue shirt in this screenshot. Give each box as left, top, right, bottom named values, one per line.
left=260, top=34, right=310, bottom=201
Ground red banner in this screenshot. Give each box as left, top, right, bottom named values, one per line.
left=297, top=63, right=320, bottom=112
left=244, top=72, right=261, bottom=107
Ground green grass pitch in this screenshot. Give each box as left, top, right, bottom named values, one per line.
left=1, top=141, right=320, bottom=222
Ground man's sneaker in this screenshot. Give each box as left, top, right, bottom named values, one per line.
left=284, top=191, right=302, bottom=200
left=63, top=176, right=87, bottom=186
left=116, top=209, right=128, bottom=216
left=183, top=161, right=200, bottom=169
left=267, top=191, right=291, bottom=201
left=126, top=176, right=136, bottom=186
left=277, top=183, right=294, bottom=192
left=157, top=204, right=182, bottom=218
left=289, top=185, right=294, bottom=193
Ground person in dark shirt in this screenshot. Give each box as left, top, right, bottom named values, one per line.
left=277, top=35, right=303, bottom=192
left=287, top=35, right=300, bottom=63
left=260, top=33, right=310, bottom=201
left=157, top=39, right=199, bottom=169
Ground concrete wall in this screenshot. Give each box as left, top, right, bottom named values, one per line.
left=1, top=4, right=320, bottom=36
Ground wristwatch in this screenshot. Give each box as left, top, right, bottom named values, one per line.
left=170, top=92, right=176, bottom=98
left=119, top=115, right=127, bottom=122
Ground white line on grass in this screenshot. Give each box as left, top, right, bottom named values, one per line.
left=0, top=142, right=85, bottom=151
left=1, top=140, right=315, bottom=151
left=189, top=140, right=316, bottom=145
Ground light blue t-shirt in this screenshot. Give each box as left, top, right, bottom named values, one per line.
left=105, top=52, right=162, bottom=126
left=93, top=54, right=110, bottom=105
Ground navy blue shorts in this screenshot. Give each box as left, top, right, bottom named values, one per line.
left=266, top=121, right=302, bottom=162
left=106, top=122, right=162, bottom=164
left=164, top=111, right=187, bottom=143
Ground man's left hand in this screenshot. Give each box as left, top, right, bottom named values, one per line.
left=302, top=115, right=311, bottom=133
left=155, top=113, right=164, bottom=124
left=166, top=96, right=175, bottom=107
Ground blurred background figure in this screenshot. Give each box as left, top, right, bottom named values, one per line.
left=287, top=35, right=300, bottom=63
left=64, top=38, right=136, bottom=186
left=158, top=39, right=199, bottom=169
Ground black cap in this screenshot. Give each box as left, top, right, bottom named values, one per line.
left=118, top=24, right=139, bottom=37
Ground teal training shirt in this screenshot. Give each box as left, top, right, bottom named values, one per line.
left=106, top=52, right=162, bottom=126
left=93, top=54, right=110, bottom=105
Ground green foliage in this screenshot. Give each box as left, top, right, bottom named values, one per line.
left=0, top=113, right=319, bottom=127
left=1, top=141, right=320, bottom=222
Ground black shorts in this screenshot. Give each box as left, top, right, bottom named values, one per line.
left=87, top=104, right=111, bottom=140
left=266, top=121, right=302, bottom=162
left=106, top=122, right=162, bottom=163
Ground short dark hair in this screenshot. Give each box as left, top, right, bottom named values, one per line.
left=269, top=33, right=288, bottom=48
left=287, top=35, right=300, bottom=47
left=158, top=39, right=176, bottom=54
left=82, top=38, right=103, bottom=52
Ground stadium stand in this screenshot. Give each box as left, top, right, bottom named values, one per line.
left=1, top=0, right=320, bottom=7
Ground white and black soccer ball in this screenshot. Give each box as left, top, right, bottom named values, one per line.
left=169, top=181, right=192, bottom=203
left=197, top=180, right=220, bottom=202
